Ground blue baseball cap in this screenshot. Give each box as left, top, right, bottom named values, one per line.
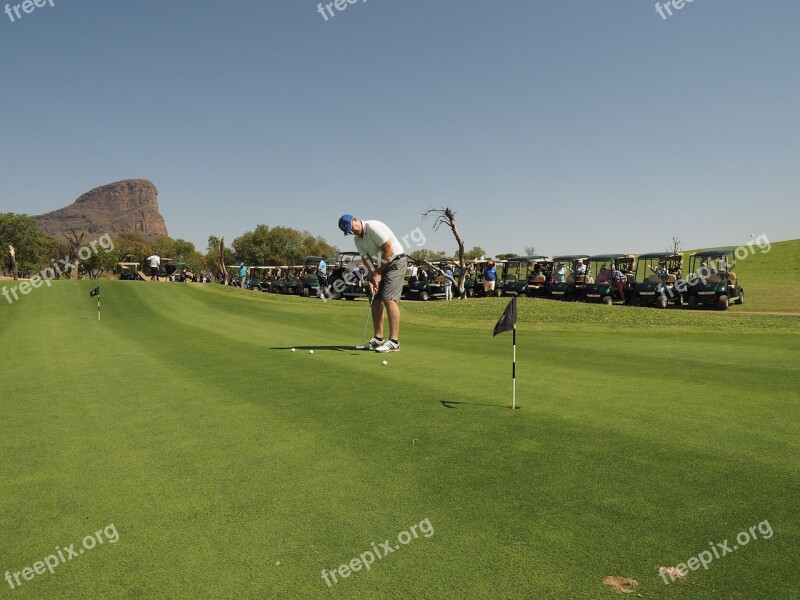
left=338, top=214, right=354, bottom=235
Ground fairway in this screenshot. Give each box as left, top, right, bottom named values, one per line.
left=1, top=281, right=798, bottom=598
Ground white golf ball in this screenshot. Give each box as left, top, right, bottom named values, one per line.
left=291, top=348, right=296, bottom=352
left=382, top=360, right=388, bottom=366
left=309, top=350, right=314, bottom=354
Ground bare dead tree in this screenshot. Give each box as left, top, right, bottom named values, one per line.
left=422, top=208, right=466, bottom=297
left=217, top=237, right=228, bottom=282
left=62, top=229, right=86, bottom=280
left=669, top=236, right=684, bottom=254
left=525, top=245, right=537, bottom=256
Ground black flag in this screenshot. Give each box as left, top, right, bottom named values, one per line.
left=493, top=297, right=517, bottom=336
left=90, top=287, right=100, bottom=298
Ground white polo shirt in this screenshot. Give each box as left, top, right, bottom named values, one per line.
left=354, top=220, right=404, bottom=267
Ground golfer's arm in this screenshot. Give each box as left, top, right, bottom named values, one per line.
left=375, top=241, right=394, bottom=275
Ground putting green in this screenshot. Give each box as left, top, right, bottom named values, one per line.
left=1, top=281, right=798, bottom=598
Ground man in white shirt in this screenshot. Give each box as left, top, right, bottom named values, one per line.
left=339, top=215, right=407, bottom=353
left=145, top=254, right=161, bottom=281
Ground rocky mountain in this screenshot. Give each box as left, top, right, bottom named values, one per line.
left=35, top=179, right=168, bottom=239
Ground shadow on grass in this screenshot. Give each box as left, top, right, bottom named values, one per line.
left=439, top=400, right=507, bottom=410
left=270, top=346, right=362, bottom=353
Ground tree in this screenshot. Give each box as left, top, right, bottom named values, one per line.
left=206, top=236, right=233, bottom=281
left=0, top=213, right=51, bottom=278
left=115, top=232, right=151, bottom=263
left=422, top=208, right=467, bottom=297
left=61, top=229, right=86, bottom=280
left=463, top=246, right=486, bottom=260
left=669, top=236, right=684, bottom=254
left=496, top=253, right=517, bottom=260
left=524, top=245, right=537, bottom=256
left=409, top=249, right=447, bottom=261
left=232, top=225, right=337, bottom=266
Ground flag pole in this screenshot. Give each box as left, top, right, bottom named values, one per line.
left=97, top=293, right=100, bottom=321
left=512, top=324, right=516, bottom=410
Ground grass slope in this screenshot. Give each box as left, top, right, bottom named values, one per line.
left=0, top=282, right=798, bottom=599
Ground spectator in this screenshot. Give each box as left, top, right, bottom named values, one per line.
left=444, top=264, right=454, bottom=301
left=317, top=255, right=328, bottom=298
left=554, top=262, right=566, bottom=283
left=145, top=253, right=160, bottom=281
left=483, top=261, right=497, bottom=296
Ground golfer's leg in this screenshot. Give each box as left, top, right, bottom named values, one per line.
left=372, top=299, right=385, bottom=339
left=386, top=300, right=400, bottom=341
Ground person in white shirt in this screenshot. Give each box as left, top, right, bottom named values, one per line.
left=145, top=254, right=160, bottom=281
left=339, top=215, right=407, bottom=353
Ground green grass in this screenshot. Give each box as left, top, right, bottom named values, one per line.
left=1, top=276, right=798, bottom=599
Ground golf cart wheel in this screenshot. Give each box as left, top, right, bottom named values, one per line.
left=735, top=290, right=744, bottom=305
left=494, top=289, right=502, bottom=297
left=656, top=295, right=668, bottom=309
left=601, top=296, right=613, bottom=306
left=718, top=295, right=729, bottom=310
left=466, top=288, right=475, bottom=298
left=329, top=289, right=341, bottom=300
left=420, top=291, right=430, bottom=301
left=631, top=296, right=642, bottom=307
left=687, top=295, right=698, bottom=309
left=300, top=287, right=309, bottom=297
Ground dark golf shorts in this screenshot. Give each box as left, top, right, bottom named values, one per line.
left=150, top=267, right=159, bottom=276
left=378, top=256, right=407, bottom=302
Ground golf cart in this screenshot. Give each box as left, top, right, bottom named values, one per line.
left=683, top=249, right=744, bottom=310
left=462, top=260, right=486, bottom=297
left=326, top=252, right=364, bottom=300
left=246, top=267, right=273, bottom=291
left=582, top=254, right=636, bottom=305
left=298, top=256, right=331, bottom=297
left=118, top=262, right=142, bottom=281
left=267, top=267, right=289, bottom=293
left=629, top=252, right=684, bottom=308
left=549, top=255, right=590, bottom=300
left=406, top=259, right=452, bottom=301
left=501, top=256, right=550, bottom=297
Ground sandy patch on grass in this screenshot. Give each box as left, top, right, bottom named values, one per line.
left=602, top=576, right=639, bottom=594
left=658, top=565, right=686, bottom=580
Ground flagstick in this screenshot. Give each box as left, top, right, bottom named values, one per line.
left=97, top=295, right=101, bottom=321
left=512, top=324, right=517, bottom=410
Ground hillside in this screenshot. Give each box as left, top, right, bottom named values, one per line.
left=35, top=179, right=168, bottom=239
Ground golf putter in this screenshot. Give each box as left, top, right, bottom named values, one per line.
left=361, top=293, right=373, bottom=344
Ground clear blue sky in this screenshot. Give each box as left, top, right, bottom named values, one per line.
left=2, top=0, right=798, bottom=257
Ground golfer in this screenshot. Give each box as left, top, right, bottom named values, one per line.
left=338, top=214, right=407, bottom=353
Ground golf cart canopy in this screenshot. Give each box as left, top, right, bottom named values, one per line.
left=691, top=249, right=735, bottom=259
left=117, top=262, right=140, bottom=268
left=512, top=255, right=549, bottom=261
left=587, top=254, right=632, bottom=262
left=637, top=252, right=684, bottom=260
left=552, top=255, right=590, bottom=262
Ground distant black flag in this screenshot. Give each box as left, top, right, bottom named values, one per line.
left=493, top=297, right=517, bottom=336
left=90, top=287, right=100, bottom=321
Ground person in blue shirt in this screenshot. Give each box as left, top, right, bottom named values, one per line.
left=482, top=260, right=497, bottom=296
left=317, top=255, right=328, bottom=298
left=238, top=262, right=248, bottom=288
